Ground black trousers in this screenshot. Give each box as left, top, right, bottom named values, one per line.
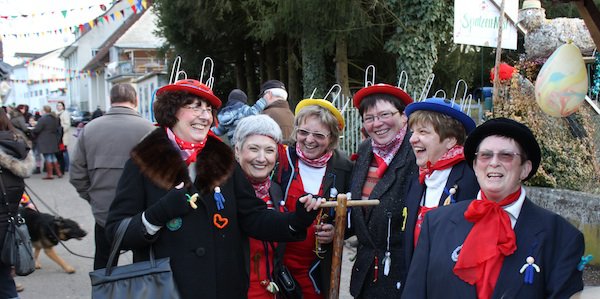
left=94, top=223, right=117, bottom=270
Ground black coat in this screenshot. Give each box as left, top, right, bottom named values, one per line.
left=0, top=131, right=35, bottom=247
left=402, top=160, right=479, bottom=287
left=348, top=134, right=418, bottom=298
left=32, top=114, right=59, bottom=154
left=106, top=128, right=308, bottom=299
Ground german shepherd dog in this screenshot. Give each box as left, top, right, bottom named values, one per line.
left=20, top=207, right=87, bottom=273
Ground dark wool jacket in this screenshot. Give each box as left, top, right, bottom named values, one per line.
left=106, top=128, right=309, bottom=299
left=403, top=160, right=479, bottom=281
left=348, top=134, right=417, bottom=298
left=275, top=145, right=353, bottom=297
left=0, top=131, right=35, bottom=246
left=402, top=198, right=584, bottom=299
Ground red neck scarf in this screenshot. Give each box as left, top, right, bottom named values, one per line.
left=249, top=177, right=272, bottom=203
left=166, top=127, right=218, bottom=165
left=453, top=188, right=520, bottom=299
left=418, top=145, right=465, bottom=184
left=371, top=124, right=407, bottom=178
left=295, top=146, right=333, bottom=168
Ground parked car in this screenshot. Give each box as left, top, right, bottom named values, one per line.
left=70, top=110, right=92, bottom=127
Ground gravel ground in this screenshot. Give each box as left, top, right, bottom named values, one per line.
left=584, top=264, right=600, bottom=286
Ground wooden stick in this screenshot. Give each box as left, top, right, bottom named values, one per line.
left=327, top=196, right=380, bottom=299
left=328, top=193, right=347, bottom=299
left=320, top=199, right=380, bottom=208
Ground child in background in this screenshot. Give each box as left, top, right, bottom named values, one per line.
left=211, top=89, right=267, bottom=145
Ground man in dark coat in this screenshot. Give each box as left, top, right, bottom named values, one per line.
left=32, top=105, right=61, bottom=179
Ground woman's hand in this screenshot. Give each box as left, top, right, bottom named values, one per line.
left=315, top=223, right=334, bottom=244
left=144, top=182, right=193, bottom=226
left=298, top=194, right=324, bottom=211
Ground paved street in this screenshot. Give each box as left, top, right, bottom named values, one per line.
left=15, top=161, right=355, bottom=299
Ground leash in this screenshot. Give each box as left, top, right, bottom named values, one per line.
left=24, top=183, right=94, bottom=260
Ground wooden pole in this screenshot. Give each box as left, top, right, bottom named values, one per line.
left=492, top=0, right=506, bottom=108
left=325, top=196, right=380, bottom=299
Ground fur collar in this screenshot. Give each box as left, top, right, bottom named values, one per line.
left=130, top=128, right=235, bottom=193
left=0, top=147, right=35, bottom=178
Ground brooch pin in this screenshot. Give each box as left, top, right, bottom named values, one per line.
left=578, top=254, right=594, bottom=271
left=214, top=187, right=225, bottom=210
left=166, top=217, right=182, bottom=231
left=213, top=213, right=229, bottom=229
left=443, top=185, right=458, bottom=206
left=451, top=245, right=462, bottom=262
left=186, top=193, right=199, bottom=209
left=519, top=256, right=541, bottom=284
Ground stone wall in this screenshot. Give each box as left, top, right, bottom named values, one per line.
left=527, top=187, right=600, bottom=265
left=527, top=187, right=600, bottom=225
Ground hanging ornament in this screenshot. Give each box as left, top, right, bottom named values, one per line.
left=535, top=43, right=588, bottom=117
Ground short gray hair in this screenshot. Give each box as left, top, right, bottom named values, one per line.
left=232, top=115, right=282, bottom=147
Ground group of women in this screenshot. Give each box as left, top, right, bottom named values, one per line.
left=104, top=70, right=584, bottom=299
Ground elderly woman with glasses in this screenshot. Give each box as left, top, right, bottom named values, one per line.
left=402, top=118, right=584, bottom=299
left=106, top=79, right=323, bottom=299
left=274, top=99, right=352, bottom=299
left=348, top=83, right=417, bottom=298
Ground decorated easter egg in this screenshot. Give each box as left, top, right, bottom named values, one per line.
left=535, top=43, right=588, bottom=117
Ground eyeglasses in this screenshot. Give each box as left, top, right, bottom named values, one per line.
left=475, top=151, right=521, bottom=163
left=296, top=128, right=330, bottom=141
left=362, top=111, right=400, bottom=124
left=182, top=105, right=212, bottom=115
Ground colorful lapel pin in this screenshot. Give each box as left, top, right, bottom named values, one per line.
left=519, top=256, right=541, bottom=284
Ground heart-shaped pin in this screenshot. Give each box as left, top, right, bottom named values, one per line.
left=213, top=213, right=229, bottom=229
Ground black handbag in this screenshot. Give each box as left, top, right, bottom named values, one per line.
left=273, top=243, right=303, bottom=299
left=0, top=166, right=35, bottom=276
left=89, top=217, right=181, bottom=299
left=1, top=215, right=35, bottom=276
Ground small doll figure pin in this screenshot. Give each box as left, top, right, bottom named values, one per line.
left=519, top=256, right=541, bottom=284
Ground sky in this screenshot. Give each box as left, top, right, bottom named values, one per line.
left=0, top=0, right=108, bottom=65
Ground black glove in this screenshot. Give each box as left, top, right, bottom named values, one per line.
left=145, top=186, right=192, bottom=226
left=288, top=194, right=319, bottom=231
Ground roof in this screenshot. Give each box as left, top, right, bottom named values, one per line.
left=114, top=6, right=164, bottom=49
left=82, top=8, right=146, bottom=71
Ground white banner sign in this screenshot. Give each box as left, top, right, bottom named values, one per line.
left=454, top=0, right=518, bottom=49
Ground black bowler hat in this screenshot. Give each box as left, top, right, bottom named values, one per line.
left=464, top=117, right=541, bottom=181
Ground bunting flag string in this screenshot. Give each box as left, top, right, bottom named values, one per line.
left=0, top=1, right=117, bottom=20
left=1, top=0, right=147, bottom=39
left=9, top=69, right=105, bottom=85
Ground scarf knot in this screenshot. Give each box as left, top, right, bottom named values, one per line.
left=166, top=127, right=218, bottom=165
left=371, top=124, right=407, bottom=177
left=295, top=146, right=333, bottom=168
left=418, top=145, right=465, bottom=184
left=453, top=188, right=521, bottom=299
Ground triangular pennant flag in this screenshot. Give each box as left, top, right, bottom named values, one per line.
left=127, top=0, right=134, bottom=4
left=110, top=13, right=115, bottom=21
left=99, top=17, right=104, bottom=24
left=88, top=21, right=94, bottom=28
left=131, top=5, right=137, bottom=14
left=136, top=2, right=143, bottom=12
left=142, top=0, right=148, bottom=9
left=120, top=9, right=125, bottom=17
left=93, top=19, right=98, bottom=26
left=61, top=10, right=67, bottom=18
left=104, top=15, right=109, bottom=22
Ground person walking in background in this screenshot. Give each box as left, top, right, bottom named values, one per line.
left=91, top=106, right=103, bottom=119
left=211, top=89, right=267, bottom=145
left=55, top=101, right=71, bottom=173
left=260, top=80, right=294, bottom=142
left=9, top=105, right=31, bottom=144
left=402, top=118, right=584, bottom=298
left=32, top=105, right=62, bottom=180
left=348, top=83, right=417, bottom=298
left=402, top=98, right=479, bottom=287
left=69, top=83, right=155, bottom=270
left=0, top=108, right=35, bottom=298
